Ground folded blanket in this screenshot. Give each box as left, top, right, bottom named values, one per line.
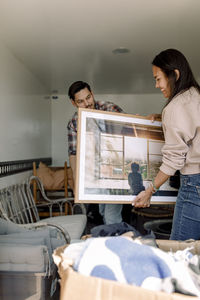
left=73, top=236, right=200, bottom=297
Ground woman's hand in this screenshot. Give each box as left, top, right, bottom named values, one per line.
left=132, top=187, right=153, bottom=208
left=132, top=171, right=170, bottom=208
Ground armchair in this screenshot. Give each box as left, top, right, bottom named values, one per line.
left=33, top=161, right=74, bottom=216
left=0, top=218, right=68, bottom=299
left=0, top=176, right=87, bottom=242
left=0, top=176, right=87, bottom=299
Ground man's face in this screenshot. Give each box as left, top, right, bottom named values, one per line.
left=72, top=88, right=95, bottom=109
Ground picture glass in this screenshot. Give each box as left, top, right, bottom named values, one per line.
left=75, top=109, right=178, bottom=204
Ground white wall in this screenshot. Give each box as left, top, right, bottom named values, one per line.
left=0, top=172, right=33, bottom=188
left=0, top=42, right=51, bottom=187
left=51, top=93, right=165, bottom=166
left=51, top=95, right=76, bottom=166
left=0, top=41, right=166, bottom=186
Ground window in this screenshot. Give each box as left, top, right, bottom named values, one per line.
left=100, top=134, right=124, bottom=179
left=99, top=130, right=164, bottom=181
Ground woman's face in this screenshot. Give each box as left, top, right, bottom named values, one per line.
left=152, top=65, right=171, bottom=98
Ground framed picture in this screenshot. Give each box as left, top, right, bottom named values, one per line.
left=75, top=108, right=178, bottom=204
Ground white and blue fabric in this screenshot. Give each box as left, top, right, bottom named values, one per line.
left=70, top=236, right=200, bottom=297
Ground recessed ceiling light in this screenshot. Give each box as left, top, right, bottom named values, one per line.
left=112, top=47, right=130, bottom=54
left=51, top=90, right=59, bottom=100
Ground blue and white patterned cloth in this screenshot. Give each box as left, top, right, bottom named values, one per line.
left=69, top=236, right=200, bottom=296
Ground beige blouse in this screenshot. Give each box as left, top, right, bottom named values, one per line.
left=160, top=87, right=200, bottom=176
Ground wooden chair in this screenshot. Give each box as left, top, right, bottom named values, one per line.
left=32, top=161, right=74, bottom=216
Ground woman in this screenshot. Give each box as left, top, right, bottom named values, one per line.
left=133, top=49, right=200, bottom=240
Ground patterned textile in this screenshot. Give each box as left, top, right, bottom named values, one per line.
left=90, top=222, right=155, bottom=239
left=72, top=236, right=200, bottom=297
left=67, top=100, right=123, bottom=155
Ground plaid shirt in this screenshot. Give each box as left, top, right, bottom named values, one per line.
left=67, top=100, right=123, bottom=155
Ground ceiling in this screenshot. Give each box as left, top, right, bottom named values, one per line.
left=1, top=0, right=200, bottom=95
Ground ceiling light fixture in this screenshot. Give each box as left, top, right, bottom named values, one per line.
left=112, top=47, right=130, bottom=54
left=51, top=90, right=59, bottom=100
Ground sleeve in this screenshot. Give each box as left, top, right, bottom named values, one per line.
left=160, top=105, right=189, bottom=176
left=106, top=102, right=124, bottom=113
left=67, top=121, right=77, bottom=156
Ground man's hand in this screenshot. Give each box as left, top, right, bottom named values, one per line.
left=147, top=113, right=162, bottom=122
left=132, top=187, right=152, bottom=208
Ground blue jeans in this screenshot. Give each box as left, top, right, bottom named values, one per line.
left=99, top=204, right=123, bottom=225
left=170, top=173, right=200, bottom=240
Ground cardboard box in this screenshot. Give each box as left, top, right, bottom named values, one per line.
left=53, top=240, right=200, bottom=300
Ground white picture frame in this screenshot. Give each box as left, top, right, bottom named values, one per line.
left=75, top=108, right=178, bottom=204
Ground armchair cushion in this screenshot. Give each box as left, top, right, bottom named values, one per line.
left=0, top=236, right=45, bottom=246
left=0, top=218, right=68, bottom=275
left=41, top=214, right=87, bottom=240
left=2, top=229, right=53, bottom=260
left=0, top=218, right=27, bottom=235
left=51, top=169, right=65, bottom=189
left=0, top=244, right=48, bottom=272
left=37, top=162, right=65, bottom=189
left=36, top=162, right=55, bottom=189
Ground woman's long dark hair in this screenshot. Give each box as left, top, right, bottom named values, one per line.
left=152, top=49, right=200, bottom=105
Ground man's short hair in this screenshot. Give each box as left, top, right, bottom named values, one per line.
left=68, top=81, right=91, bottom=100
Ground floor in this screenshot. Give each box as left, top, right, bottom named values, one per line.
left=84, top=203, right=173, bottom=237
left=84, top=203, right=136, bottom=235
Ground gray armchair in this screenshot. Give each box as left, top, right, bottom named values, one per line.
left=0, top=176, right=87, bottom=299
left=0, top=176, right=87, bottom=242
left=0, top=217, right=68, bottom=299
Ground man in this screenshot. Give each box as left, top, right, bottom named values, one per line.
left=67, top=80, right=123, bottom=224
